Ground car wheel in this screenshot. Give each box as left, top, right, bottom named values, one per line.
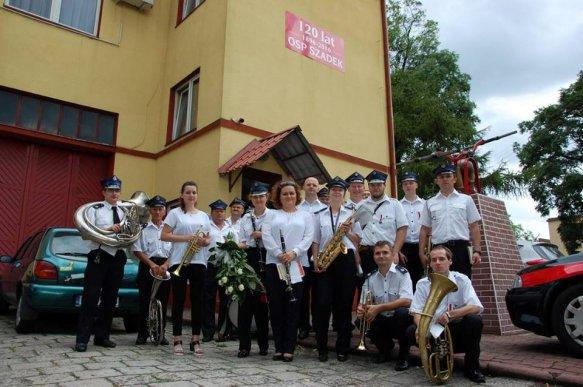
left=15, top=296, right=36, bottom=334
left=552, top=283, right=583, bottom=358
left=123, top=315, right=138, bottom=333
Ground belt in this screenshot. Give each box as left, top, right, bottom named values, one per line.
left=436, top=239, right=469, bottom=247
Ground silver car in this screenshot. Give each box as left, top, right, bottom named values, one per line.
left=517, top=239, right=564, bottom=266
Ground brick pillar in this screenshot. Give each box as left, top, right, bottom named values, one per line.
left=471, top=194, right=523, bottom=335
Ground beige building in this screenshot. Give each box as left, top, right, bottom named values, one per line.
left=548, top=217, right=582, bottom=254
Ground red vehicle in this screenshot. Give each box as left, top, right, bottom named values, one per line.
left=506, top=253, right=583, bottom=357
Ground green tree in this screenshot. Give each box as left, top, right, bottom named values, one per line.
left=388, top=0, right=521, bottom=199
left=515, top=72, right=583, bottom=253
left=508, top=216, right=536, bottom=241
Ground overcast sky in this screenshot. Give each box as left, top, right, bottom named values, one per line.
left=422, top=0, right=583, bottom=240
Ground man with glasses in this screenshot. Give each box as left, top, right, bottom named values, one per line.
left=418, top=165, right=482, bottom=279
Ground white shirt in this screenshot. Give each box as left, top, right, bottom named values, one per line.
left=420, top=190, right=481, bottom=244
left=206, top=221, right=239, bottom=260
left=313, top=206, right=362, bottom=252
left=410, top=271, right=483, bottom=322
left=262, top=209, right=315, bottom=268
left=132, top=221, right=171, bottom=259
left=298, top=198, right=326, bottom=214
left=239, top=208, right=273, bottom=248
left=85, top=200, right=125, bottom=256
left=164, top=208, right=211, bottom=266
left=360, top=263, right=413, bottom=317
left=226, top=216, right=242, bottom=235
left=345, top=198, right=364, bottom=210
left=400, top=196, right=425, bottom=243
left=360, top=195, right=408, bottom=246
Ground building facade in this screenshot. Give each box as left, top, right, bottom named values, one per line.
left=0, top=0, right=392, bottom=254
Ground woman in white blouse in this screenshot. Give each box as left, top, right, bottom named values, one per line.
left=161, top=181, right=210, bottom=356
left=262, top=181, right=314, bottom=362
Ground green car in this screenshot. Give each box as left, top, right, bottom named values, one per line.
left=0, top=227, right=139, bottom=333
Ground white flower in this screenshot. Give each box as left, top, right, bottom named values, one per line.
left=238, top=284, right=245, bottom=291
left=227, top=286, right=233, bottom=294
left=221, top=276, right=228, bottom=285
left=236, top=268, right=243, bottom=275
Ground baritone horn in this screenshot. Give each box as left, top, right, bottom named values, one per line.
left=148, top=268, right=171, bottom=345
left=417, top=272, right=458, bottom=383
left=356, top=290, right=373, bottom=351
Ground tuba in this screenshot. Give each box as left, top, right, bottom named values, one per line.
left=74, top=191, right=150, bottom=248
left=418, top=272, right=458, bottom=384
left=315, top=204, right=372, bottom=272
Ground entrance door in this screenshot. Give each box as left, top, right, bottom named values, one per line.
left=241, top=167, right=281, bottom=205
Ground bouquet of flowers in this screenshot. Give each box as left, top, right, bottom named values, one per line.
left=208, top=234, right=265, bottom=304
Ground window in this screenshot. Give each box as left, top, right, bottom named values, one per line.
left=171, top=73, right=199, bottom=140
left=0, top=88, right=117, bottom=146
left=5, top=0, right=101, bottom=35
left=179, top=0, right=204, bottom=22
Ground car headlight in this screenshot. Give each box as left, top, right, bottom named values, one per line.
left=511, top=275, right=523, bottom=289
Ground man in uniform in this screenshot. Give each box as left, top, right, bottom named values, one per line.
left=409, top=245, right=486, bottom=383
left=75, top=176, right=127, bottom=352
left=399, top=172, right=425, bottom=290
left=297, top=176, right=326, bottom=340
left=419, top=164, right=482, bottom=278
left=357, top=240, right=413, bottom=370
left=359, top=170, right=408, bottom=277
left=202, top=199, right=239, bottom=342
left=226, top=198, right=245, bottom=235
left=317, top=187, right=330, bottom=206
left=345, top=171, right=366, bottom=209
left=134, top=195, right=172, bottom=345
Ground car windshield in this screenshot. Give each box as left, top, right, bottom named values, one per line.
left=533, top=244, right=564, bottom=261
left=51, top=233, right=92, bottom=258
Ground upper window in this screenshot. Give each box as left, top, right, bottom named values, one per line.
left=171, top=73, right=199, bottom=141
left=5, top=0, right=101, bottom=35
left=0, top=88, right=117, bottom=146
left=179, top=0, right=204, bottom=22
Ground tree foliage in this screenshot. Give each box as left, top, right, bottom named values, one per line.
left=508, top=215, right=536, bottom=241
left=515, top=72, right=583, bottom=253
left=388, top=0, right=521, bottom=199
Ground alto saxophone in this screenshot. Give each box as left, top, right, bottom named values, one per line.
left=172, top=229, right=204, bottom=276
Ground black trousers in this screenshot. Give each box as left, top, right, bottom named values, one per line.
left=265, top=264, right=303, bottom=354
left=170, top=263, right=205, bottom=336
left=359, top=246, right=376, bottom=278
left=313, top=250, right=356, bottom=355
left=299, top=250, right=314, bottom=332
left=435, top=240, right=472, bottom=278
left=402, top=242, right=424, bottom=291
left=238, top=248, right=269, bottom=352
left=76, top=249, right=126, bottom=344
left=137, top=257, right=170, bottom=339
left=407, top=314, right=483, bottom=371
left=369, top=307, right=413, bottom=361
left=202, top=263, right=231, bottom=339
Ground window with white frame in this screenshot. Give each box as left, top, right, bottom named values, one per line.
left=5, top=0, right=101, bottom=35
left=182, top=0, right=204, bottom=20
left=172, top=74, right=199, bottom=140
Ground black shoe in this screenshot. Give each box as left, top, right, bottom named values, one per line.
left=336, top=353, right=348, bottom=362
left=259, top=349, right=268, bottom=356
left=237, top=349, right=249, bottom=358
left=272, top=353, right=284, bottom=361
left=202, top=335, right=213, bottom=343
left=160, top=337, right=169, bottom=346
left=395, top=360, right=409, bottom=371
left=74, top=343, right=87, bottom=352
left=298, top=328, right=309, bottom=340
left=94, top=338, right=116, bottom=348
left=135, top=336, right=147, bottom=345
left=465, top=369, right=486, bottom=383
left=318, top=352, right=328, bottom=362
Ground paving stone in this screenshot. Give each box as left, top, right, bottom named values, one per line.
left=41, top=364, right=86, bottom=374
left=72, top=368, right=122, bottom=379
left=115, top=366, right=160, bottom=375
left=24, top=373, right=77, bottom=385
left=123, top=359, right=163, bottom=367
left=59, top=378, right=114, bottom=387
left=9, top=361, right=53, bottom=370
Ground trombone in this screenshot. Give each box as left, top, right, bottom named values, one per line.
left=356, top=290, right=373, bottom=351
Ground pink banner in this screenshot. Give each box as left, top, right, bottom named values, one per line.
left=285, top=11, right=345, bottom=73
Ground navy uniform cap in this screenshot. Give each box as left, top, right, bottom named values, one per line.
left=401, top=171, right=419, bottom=182
left=101, top=175, right=122, bottom=189
left=209, top=199, right=228, bottom=210
left=317, top=187, right=330, bottom=197
left=326, top=176, right=348, bottom=190
left=365, top=170, right=387, bottom=184
left=433, top=164, right=456, bottom=176
left=249, top=182, right=269, bottom=196
left=345, top=172, right=365, bottom=184
left=229, top=197, right=246, bottom=207
left=147, top=195, right=167, bottom=207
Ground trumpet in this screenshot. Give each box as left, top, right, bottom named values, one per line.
left=172, top=229, right=204, bottom=276
left=356, top=290, right=373, bottom=351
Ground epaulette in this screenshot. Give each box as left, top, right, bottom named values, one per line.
left=314, top=207, right=328, bottom=215
left=345, top=203, right=355, bottom=210
left=365, top=269, right=378, bottom=279
left=92, top=203, right=104, bottom=209
left=395, top=264, right=408, bottom=274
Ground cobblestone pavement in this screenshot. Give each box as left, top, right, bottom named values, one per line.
left=0, top=313, right=541, bottom=386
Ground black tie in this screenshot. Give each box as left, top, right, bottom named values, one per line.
left=112, top=206, right=121, bottom=224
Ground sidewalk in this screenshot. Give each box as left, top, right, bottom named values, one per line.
left=181, top=308, right=583, bottom=386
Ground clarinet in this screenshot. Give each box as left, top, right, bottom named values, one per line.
left=279, top=230, right=297, bottom=302
left=249, top=211, right=265, bottom=273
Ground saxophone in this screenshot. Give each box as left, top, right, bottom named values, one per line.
left=171, top=229, right=204, bottom=276
left=417, top=272, right=458, bottom=383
